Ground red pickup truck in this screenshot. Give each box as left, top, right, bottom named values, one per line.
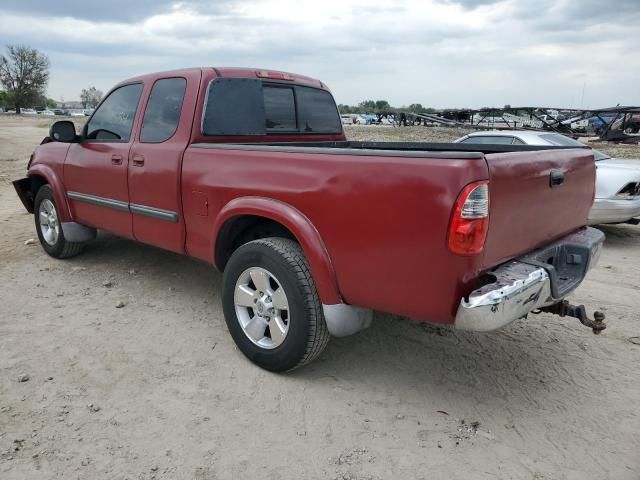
left=14, top=67, right=605, bottom=371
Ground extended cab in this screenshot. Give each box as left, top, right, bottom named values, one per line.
left=14, top=67, right=606, bottom=371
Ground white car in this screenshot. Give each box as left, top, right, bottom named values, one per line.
left=39, top=110, right=55, bottom=116
left=21, top=108, right=38, bottom=115
left=455, top=130, right=640, bottom=225
left=340, top=114, right=355, bottom=125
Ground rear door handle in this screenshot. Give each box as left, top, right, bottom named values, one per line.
left=132, top=155, right=145, bottom=167
left=111, top=154, right=123, bottom=165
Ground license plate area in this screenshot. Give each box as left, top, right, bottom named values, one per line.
left=521, top=244, right=589, bottom=298
left=517, top=227, right=604, bottom=299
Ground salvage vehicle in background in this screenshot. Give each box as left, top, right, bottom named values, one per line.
left=455, top=130, right=640, bottom=225
left=13, top=67, right=606, bottom=372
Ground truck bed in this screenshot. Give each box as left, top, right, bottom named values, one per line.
left=183, top=141, right=596, bottom=323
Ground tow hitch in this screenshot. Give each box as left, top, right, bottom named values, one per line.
left=540, top=300, right=606, bottom=334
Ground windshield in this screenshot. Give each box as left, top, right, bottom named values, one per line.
left=539, top=133, right=610, bottom=161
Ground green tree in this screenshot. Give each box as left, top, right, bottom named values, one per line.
left=0, top=45, right=50, bottom=113
left=358, top=100, right=376, bottom=113
left=80, top=86, right=103, bottom=108
left=0, top=90, right=11, bottom=109
left=46, top=98, right=56, bottom=109
left=374, top=100, right=392, bottom=113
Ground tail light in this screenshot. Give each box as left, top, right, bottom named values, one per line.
left=447, top=181, right=490, bottom=255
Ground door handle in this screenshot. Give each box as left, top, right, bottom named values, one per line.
left=111, top=154, right=123, bottom=165
left=132, top=155, right=145, bottom=167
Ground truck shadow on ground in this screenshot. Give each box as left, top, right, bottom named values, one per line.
left=67, top=231, right=614, bottom=411
left=596, top=223, right=640, bottom=248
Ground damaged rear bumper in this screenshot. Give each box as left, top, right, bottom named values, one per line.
left=454, top=227, right=604, bottom=332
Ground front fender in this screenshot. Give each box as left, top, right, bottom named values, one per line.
left=27, top=164, right=73, bottom=222
left=213, top=196, right=342, bottom=305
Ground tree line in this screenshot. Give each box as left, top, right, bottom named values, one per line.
left=0, top=44, right=102, bottom=113
left=337, top=100, right=437, bottom=115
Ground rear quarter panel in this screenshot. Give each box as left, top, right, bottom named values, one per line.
left=182, top=147, right=489, bottom=323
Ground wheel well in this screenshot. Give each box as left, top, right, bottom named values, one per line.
left=215, top=215, right=297, bottom=270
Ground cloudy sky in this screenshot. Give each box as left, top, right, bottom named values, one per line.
left=0, top=0, right=638, bottom=108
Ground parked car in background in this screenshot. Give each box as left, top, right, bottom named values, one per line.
left=83, top=109, right=94, bottom=116
left=13, top=67, right=605, bottom=371
left=69, top=109, right=86, bottom=117
left=39, top=110, right=55, bottom=116
left=22, top=108, right=38, bottom=115
left=455, top=130, right=640, bottom=225
left=53, top=109, right=66, bottom=116
left=340, top=114, right=355, bottom=125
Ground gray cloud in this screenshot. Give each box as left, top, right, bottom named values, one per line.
left=0, top=0, right=637, bottom=108
left=1, top=0, right=238, bottom=23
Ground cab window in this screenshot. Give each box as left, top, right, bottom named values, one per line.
left=140, top=78, right=186, bottom=143
left=86, top=83, right=143, bottom=141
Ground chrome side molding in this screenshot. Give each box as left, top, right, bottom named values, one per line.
left=67, top=191, right=178, bottom=223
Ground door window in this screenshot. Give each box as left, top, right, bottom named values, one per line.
left=86, top=83, right=143, bottom=141
left=140, top=78, right=187, bottom=143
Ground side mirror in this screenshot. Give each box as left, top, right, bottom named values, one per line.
left=49, top=120, right=77, bottom=142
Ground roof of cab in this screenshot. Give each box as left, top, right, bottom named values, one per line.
left=116, top=67, right=326, bottom=90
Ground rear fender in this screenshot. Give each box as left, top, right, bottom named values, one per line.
left=213, top=197, right=342, bottom=305
left=27, top=164, right=73, bottom=222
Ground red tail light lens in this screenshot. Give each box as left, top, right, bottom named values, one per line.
left=447, top=181, right=489, bottom=255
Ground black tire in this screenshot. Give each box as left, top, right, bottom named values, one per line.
left=33, top=185, right=84, bottom=259
left=222, top=238, right=330, bottom=372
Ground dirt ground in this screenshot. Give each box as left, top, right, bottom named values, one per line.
left=1, top=116, right=639, bottom=480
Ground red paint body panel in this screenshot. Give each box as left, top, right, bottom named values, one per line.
left=28, top=143, right=73, bottom=221
left=128, top=69, right=202, bottom=253
left=64, top=141, right=135, bottom=238
left=181, top=147, right=490, bottom=322
left=481, top=149, right=596, bottom=268
left=22, top=67, right=598, bottom=326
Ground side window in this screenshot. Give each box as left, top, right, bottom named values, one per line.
left=511, top=137, right=525, bottom=145
left=297, top=86, right=341, bottom=133
left=86, top=83, right=143, bottom=141
left=140, top=78, right=186, bottom=143
left=263, top=87, right=296, bottom=130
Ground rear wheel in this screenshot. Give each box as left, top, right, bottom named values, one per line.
left=34, top=185, right=84, bottom=258
left=222, top=238, right=330, bottom=372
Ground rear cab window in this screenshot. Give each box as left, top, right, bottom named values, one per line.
left=140, top=77, right=187, bottom=143
left=202, top=78, right=341, bottom=136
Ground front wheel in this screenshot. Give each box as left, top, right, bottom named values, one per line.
left=222, top=238, right=330, bottom=372
left=34, top=185, right=84, bottom=258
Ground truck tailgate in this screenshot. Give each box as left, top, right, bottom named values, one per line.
left=482, top=148, right=596, bottom=268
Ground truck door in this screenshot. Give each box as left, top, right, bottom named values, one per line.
left=64, top=83, right=144, bottom=239
left=128, top=71, right=201, bottom=253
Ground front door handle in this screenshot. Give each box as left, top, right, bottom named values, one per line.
left=111, top=154, right=123, bottom=165
left=132, top=155, right=145, bottom=167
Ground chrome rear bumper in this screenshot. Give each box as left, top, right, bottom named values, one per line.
left=455, top=227, right=604, bottom=332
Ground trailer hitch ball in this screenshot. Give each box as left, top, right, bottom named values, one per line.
left=541, top=300, right=607, bottom=334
